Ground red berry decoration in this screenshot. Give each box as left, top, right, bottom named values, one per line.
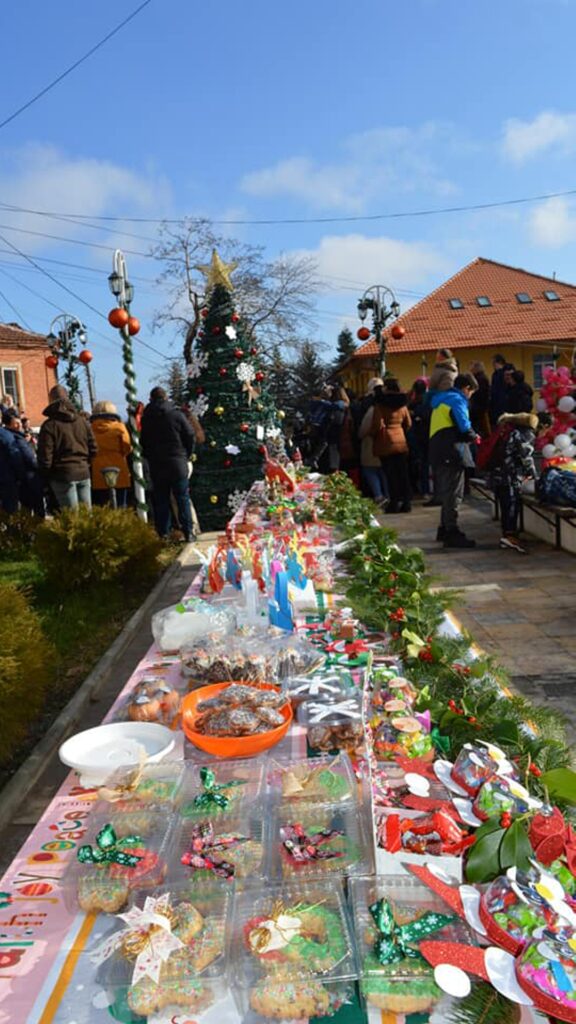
left=231, top=313, right=240, bottom=323
left=357, top=326, right=370, bottom=341
left=255, top=371, right=265, bottom=382
left=78, top=349, right=93, bottom=365
left=212, top=326, right=221, bottom=335
left=258, top=444, right=267, bottom=455
left=240, top=423, right=249, bottom=433
left=108, top=307, right=129, bottom=328
left=223, top=458, right=232, bottom=468
left=127, top=317, right=140, bottom=336
left=196, top=387, right=204, bottom=395
left=234, top=348, right=244, bottom=359
left=500, top=812, right=512, bottom=828
left=200, top=308, right=209, bottom=318
left=390, top=323, right=405, bottom=340
left=529, top=763, right=542, bottom=777
left=45, top=354, right=59, bottom=369
left=219, top=367, right=228, bottom=377
left=250, top=346, right=258, bottom=356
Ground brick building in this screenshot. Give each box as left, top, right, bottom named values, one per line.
left=0, top=323, right=56, bottom=427
left=341, top=258, right=576, bottom=394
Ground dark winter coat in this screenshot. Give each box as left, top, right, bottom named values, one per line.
left=372, top=393, right=412, bottom=458
left=37, top=399, right=97, bottom=482
left=490, top=368, right=508, bottom=424
left=407, top=398, right=430, bottom=450
left=140, top=398, right=195, bottom=483
left=469, top=371, right=491, bottom=436
left=494, top=413, right=537, bottom=493
left=505, top=381, right=534, bottom=415
left=0, top=425, right=25, bottom=487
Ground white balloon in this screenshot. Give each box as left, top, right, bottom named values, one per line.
left=555, top=433, right=572, bottom=450
left=558, top=395, right=576, bottom=413
left=565, top=444, right=576, bottom=458
left=542, top=444, right=557, bottom=459
left=536, top=398, right=547, bottom=413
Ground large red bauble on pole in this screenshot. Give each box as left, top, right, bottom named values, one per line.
left=127, top=317, right=140, bottom=336
left=45, top=354, right=58, bottom=369
left=108, top=308, right=129, bottom=328
left=390, top=323, right=405, bottom=340
left=357, top=326, right=371, bottom=341
left=78, top=349, right=93, bottom=365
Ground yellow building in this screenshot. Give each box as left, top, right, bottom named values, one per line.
left=340, top=257, right=576, bottom=395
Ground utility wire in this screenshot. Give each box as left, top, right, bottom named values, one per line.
left=0, top=280, right=32, bottom=330
left=0, top=0, right=153, bottom=131
left=1, top=185, right=576, bottom=226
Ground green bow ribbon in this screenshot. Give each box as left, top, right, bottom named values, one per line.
left=369, top=898, right=454, bottom=965
left=192, top=767, right=246, bottom=810
left=431, top=726, right=451, bottom=758
left=77, top=823, right=143, bottom=867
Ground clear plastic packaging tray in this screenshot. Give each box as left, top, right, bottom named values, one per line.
left=266, top=753, right=357, bottom=807
left=179, top=757, right=265, bottom=821
left=348, top=874, right=474, bottom=1015
left=97, top=761, right=185, bottom=810
left=94, top=881, right=231, bottom=1018
left=62, top=807, right=174, bottom=914
left=286, top=668, right=355, bottom=707
left=298, top=693, right=363, bottom=753
left=116, top=673, right=185, bottom=725
left=268, top=800, right=371, bottom=880
left=228, top=877, right=357, bottom=1020
left=168, top=810, right=266, bottom=883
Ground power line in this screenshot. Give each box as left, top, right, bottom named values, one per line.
left=0, top=279, right=32, bottom=330
left=0, top=0, right=153, bottom=132
left=1, top=185, right=576, bottom=226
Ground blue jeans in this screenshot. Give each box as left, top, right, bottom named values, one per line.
left=362, top=466, right=389, bottom=500
left=50, top=478, right=92, bottom=510
left=152, top=476, right=193, bottom=540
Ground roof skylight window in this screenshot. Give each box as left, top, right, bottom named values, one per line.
left=516, top=292, right=532, bottom=304
left=476, top=296, right=492, bottom=307
left=448, top=298, right=464, bottom=309
left=544, top=290, right=560, bottom=301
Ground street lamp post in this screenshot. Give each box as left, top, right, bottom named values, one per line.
left=357, top=285, right=401, bottom=378
left=108, top=250, right=148, bottom=522
left=46, top=314, right=96, bottom=410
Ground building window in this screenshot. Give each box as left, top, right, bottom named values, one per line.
left=516, top=292, right=532, bottom=304
left=448, top=298, right=464, bottom=309
left=1, top=368, right=20, bottom=407
left=544, top=290, right=560, bottom=301
left=533, top=354, right=556, bottom=389
left=476, top=296, right=492, bottom=307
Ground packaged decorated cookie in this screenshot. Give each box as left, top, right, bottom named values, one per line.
left=169, top=813, right=265, bottom=883
left=349, top=873, right=472, bottom=1016
left=269, top=801, right=371, bottom=880
left=299, top=695, right=363, bottom=753
left=228, top=877, right=357, bottom=1020
left=92, top=883, right=230, bottom=1018
left=122, top=676, right=183, bottom=725
left=97, top=762, right=185, bottom=810
left=266, top=753, right=357, bottom=806
left=66, top=810, right=173, bottom=914
left=179, top=759, right=265, bottom=821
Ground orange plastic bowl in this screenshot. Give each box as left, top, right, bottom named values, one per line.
left=181, top=682, right=293, bottom=758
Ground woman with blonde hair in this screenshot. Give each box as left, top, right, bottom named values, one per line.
left=90, top=400, right=132, bottom=507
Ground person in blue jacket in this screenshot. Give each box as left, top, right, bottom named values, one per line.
left=0, top=422, right=25, bottom=513
left=3, top=415, right=45, bottom=516
left=429, top=372, right=479, bottom=548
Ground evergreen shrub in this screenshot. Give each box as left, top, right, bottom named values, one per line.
left=0, top=509, right=43, bottom=559
left=34, top=507, right=164, bottom=592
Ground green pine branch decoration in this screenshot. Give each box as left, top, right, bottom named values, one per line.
left=444, top=983, right=521, bottom=1024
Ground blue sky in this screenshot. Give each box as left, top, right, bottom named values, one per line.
left=2, top=0, right=576, bottom=409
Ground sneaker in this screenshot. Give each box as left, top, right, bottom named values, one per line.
left=443, top=531, right=476, bottom=549
left=436, top=525, right=446, bottom=542
left=499, top=534, right=526, bottom=553
left=375, top=496, right=389, bottom=508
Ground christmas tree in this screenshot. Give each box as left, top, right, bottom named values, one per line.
left=186, top=251, right=283, bottom=529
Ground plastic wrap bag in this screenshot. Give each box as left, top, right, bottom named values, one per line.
left=151, top=597, right=235, bottom=653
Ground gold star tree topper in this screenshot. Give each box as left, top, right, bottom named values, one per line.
left=195, top=249, right=237, bottom=292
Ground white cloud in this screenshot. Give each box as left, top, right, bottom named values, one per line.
left=502, top=111, right=576, bottom=162
left=295, top=233, right=449, bottom=291
left=0, top=144, right=171, bottom=251
left=530, top=196, right=576, bottom=246
left=241, top=122, right=457, bottom=212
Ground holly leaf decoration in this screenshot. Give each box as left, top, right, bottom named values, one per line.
left=490, top=719, right=520, bottom=746
left=540, top=768, right=576, bottom=805
left=465, top=823, right=505, bottom=883
left=499, top=820, right=533, bottom=872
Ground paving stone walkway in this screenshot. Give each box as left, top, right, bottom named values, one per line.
left=382, top=494, right=576, bottom=746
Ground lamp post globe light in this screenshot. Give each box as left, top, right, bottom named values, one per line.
left=357, top=285, right=401, bottom=377
left=46, top=314, right=96, bottom=409
left=107, top=249, right=148, bottom=522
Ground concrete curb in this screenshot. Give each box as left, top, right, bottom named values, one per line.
left=0, top=545, right=196, bottom=834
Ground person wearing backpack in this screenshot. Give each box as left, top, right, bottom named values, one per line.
left=492, top=412, right=538, bottom=553
left=429, top=373, right=479, bottom=547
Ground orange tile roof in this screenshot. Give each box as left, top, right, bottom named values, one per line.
left=351, top=257, right=576, bottom=358
left=0, top=322, right=47, bottom=348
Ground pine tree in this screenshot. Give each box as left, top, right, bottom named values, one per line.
left=163, top=358, right=187, bottom=405
left=267, top=346, right=295, bottom=419
left=291, top=341, right=326, bottom=413
left=186, top=275, right=280, bottom=529
left=335, top=326, right=356, bottom=366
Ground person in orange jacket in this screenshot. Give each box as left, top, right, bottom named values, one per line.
left=90, top=400, right=132, bottom=507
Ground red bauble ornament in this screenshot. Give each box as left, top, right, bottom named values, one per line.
left=219, top=367, right=228, bottom=377
left=211, top=325, right=221, bottom=335
left=250, top=346, right=258, bottom=356
left=255, top=371, right=265, bottom=382
left=108, top=307, right=129, bottom=328
left=231, top=313, right=240, bottom=323
left=357, top=326, right=370, bottom=341
left=240, top=423, right=249, bottom=433
left=127, top=317, right=140, bottom=336
left=78, top=349, right=93, bottom=365
left=45, top=354, right=58, bottom=369
left=200, top=308, right=209, bottom=318
left=196, top=387, right=204, bottom=395
left=390, top=323, right=405, bottom=340
left=258, top=444, right=267, bottom=455
left=234, top=348, right=244, bottom=359
left=223, top=458, right=232, bottom=468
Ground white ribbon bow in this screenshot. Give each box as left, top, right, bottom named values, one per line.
left=308, top=699, right=361, bottom=721
left=91, top=894, right=184, bottom=985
